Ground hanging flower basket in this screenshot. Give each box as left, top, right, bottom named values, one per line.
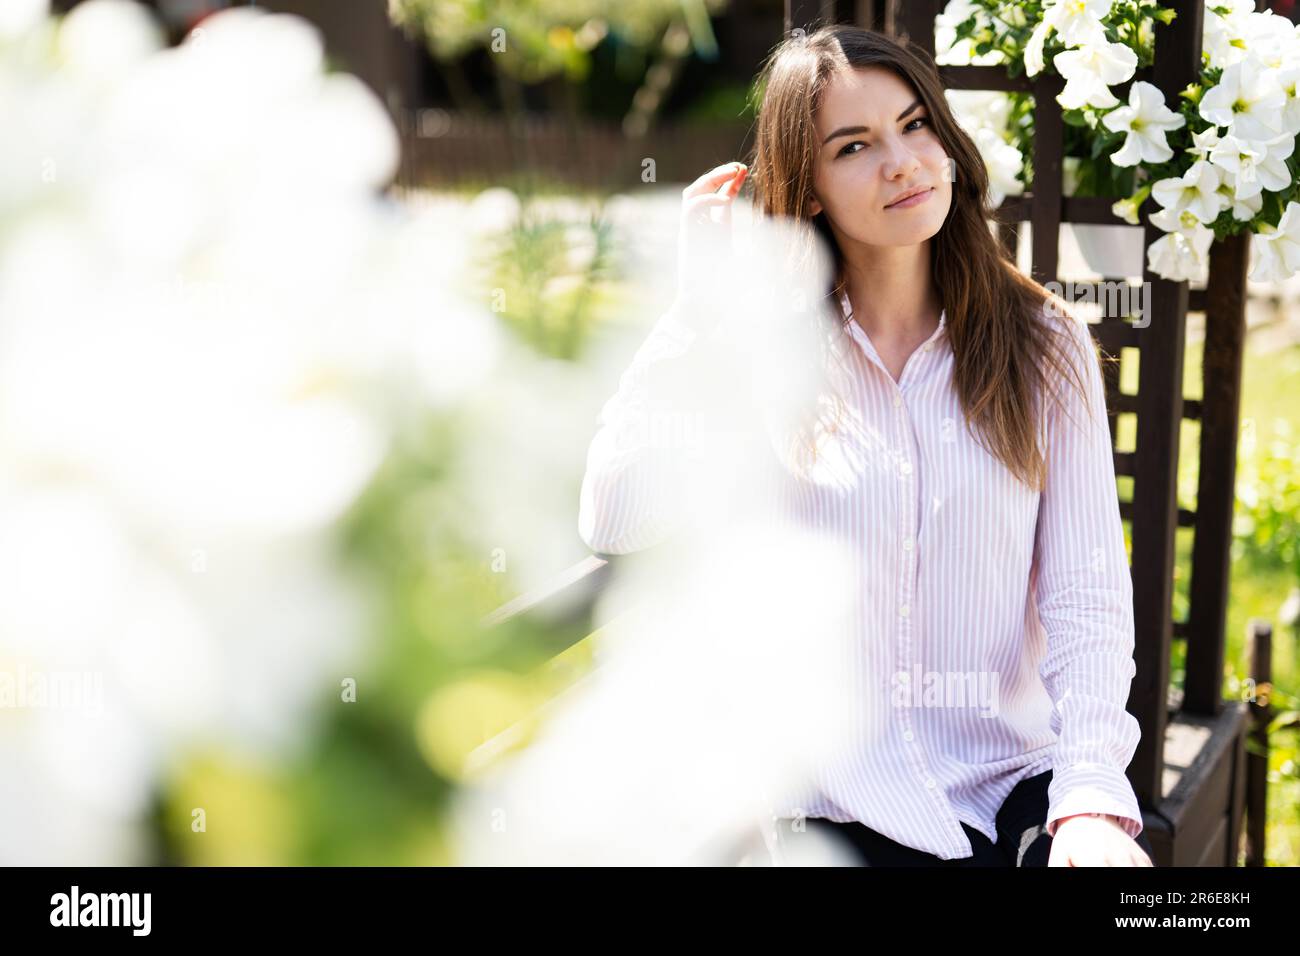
left=1071, top=222, right=1149, bottom=278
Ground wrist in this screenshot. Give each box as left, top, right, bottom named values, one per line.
left=1059, top=811, right=1120, bottom=827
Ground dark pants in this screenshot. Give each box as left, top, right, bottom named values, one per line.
left=775, top=769, right=1156, bottom=866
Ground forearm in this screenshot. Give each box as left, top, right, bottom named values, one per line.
left=577, top=301, right=724, bottom=555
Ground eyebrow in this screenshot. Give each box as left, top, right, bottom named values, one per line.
left=822, top=99, right=925, bottom=147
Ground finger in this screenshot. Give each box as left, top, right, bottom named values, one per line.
left=726, top=166, right=749, bottom=197
left=716, top=166, right=748, bottom=199
left=682, top=193, right=734, bottom=224
left=683, top=193, right=733, bottom=212
left=684, top=162, right=747, bottom=199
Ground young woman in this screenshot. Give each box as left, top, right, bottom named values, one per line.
left=578, top=24, right=1155, bottom=867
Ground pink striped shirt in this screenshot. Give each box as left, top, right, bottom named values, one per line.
left=577, top=291, right=1144, bottom=860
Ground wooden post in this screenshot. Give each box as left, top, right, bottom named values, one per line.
left=1029, top=72, right=1064, bottom=289
left=1125, top=0, right=1202, bottom=811
left=894, top=2, right=935, bottom=56
left=1185, top=233, right=1250, bottom=715
left=1244, top=619, right=1272, bottom=866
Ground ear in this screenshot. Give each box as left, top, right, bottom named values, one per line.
left=809, top=193, right=822, bottom=217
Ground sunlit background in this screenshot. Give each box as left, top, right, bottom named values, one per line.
left=1, top=0, right=1297, bottom=865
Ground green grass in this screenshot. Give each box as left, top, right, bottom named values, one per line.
left=1230, top=334, right=1300, bottom=865
left=1185, top=332, right=1299, bottom=865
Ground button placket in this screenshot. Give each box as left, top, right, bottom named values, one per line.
left=849, top=303, right=966, bottom=856
left=894, top=383, right=921, bottom=753
left=893, top=363, right=962, bottom=852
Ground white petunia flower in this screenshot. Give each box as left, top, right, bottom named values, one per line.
left=1208, top=132, right=1295, bottom=199
left=946, top=89, right=1014, bottom=131
left=1111, top=184, right=1151, bottom=226
left=1273, top=62, right=1300, bottom=139
left=1202, top=0, right=1257, bottom=71
left=1241, top=8, right=1300, bottom=71
left=946, top=90, right=1024, bottom=205
left=974, top=126, right=1025, bottom=206
left=997, top=2, right=1027, bottom=30
left=935, top=0, right=1004, bottom=66
left=1045, top=0, right=1110, bottom=48
left=1055, top=40, right=1138, bottom=111
left=1185, top=125, right=1222, bottom=161
left=1022, top=0, right=1110, bottom=78
left=1150, top=160, right=1226, bottom=225
left=1249, top=200, right=1300, bottom=282
left=1101, top=80, right=1186, bottom=166
left=1024, top=16, right=1051, bottom=77
left=1200, top=55, right=1287, bottom=144
left=1146, top=205, right=1215, bottom=281
left=1214, top=177, right=1264, bottom=223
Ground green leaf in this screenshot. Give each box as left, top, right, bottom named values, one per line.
left=1267, top=710, right=1300, bottom=734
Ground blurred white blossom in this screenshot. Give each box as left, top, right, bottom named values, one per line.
left=0, top=0, right=498, bottom=863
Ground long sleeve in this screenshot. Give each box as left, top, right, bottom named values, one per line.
left=1033, top=315, right=1144, bottom=840
left=577, top=301, right=718, bottom=556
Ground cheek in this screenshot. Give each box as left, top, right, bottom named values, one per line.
left=817, top=163, right=865, bottom=214
left=934, top=151, right=960, bottom=190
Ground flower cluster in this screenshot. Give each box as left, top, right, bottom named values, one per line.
left=938, top=1, right=1300, bottom=283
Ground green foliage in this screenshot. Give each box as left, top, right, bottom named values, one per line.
left=481, top=203, right=620, bottom=360
left=1235, top=421, right=1300, bottom=581
left=680, top=81, right=756, bottom=124
left=388, top=0, right=729, bottom=83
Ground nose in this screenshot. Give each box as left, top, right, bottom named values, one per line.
left=882, top=137, right=921, bottom=181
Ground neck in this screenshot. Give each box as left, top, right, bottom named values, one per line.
left=837, top=241, right=941, bottom=345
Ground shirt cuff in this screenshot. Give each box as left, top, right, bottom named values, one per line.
left=1045, top=761, right=1144, bottom=840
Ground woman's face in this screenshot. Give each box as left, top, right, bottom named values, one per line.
left=809, top=66, right=953, bottom=247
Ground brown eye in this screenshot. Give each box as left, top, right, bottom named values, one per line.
left=837, top=118, right=928, bottom=158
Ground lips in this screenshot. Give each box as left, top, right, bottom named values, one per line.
left=886, top=186, right=933, bottom=208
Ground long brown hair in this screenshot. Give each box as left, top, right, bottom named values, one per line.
left=743, top=23, right=1094, bottom=492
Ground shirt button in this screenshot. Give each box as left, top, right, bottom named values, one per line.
left=903, top=730, right=914, bottom=741
left=892, top=394, right=902, bottom=407
left=902, top=537, right=914, bottom=551
left=925, top=778, right=936, bottom=789
left=923, top=344, right=932, bottom=352
left=900, top=461, right=913, bottom=476
left=899, top=603, right=911, bottom=618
